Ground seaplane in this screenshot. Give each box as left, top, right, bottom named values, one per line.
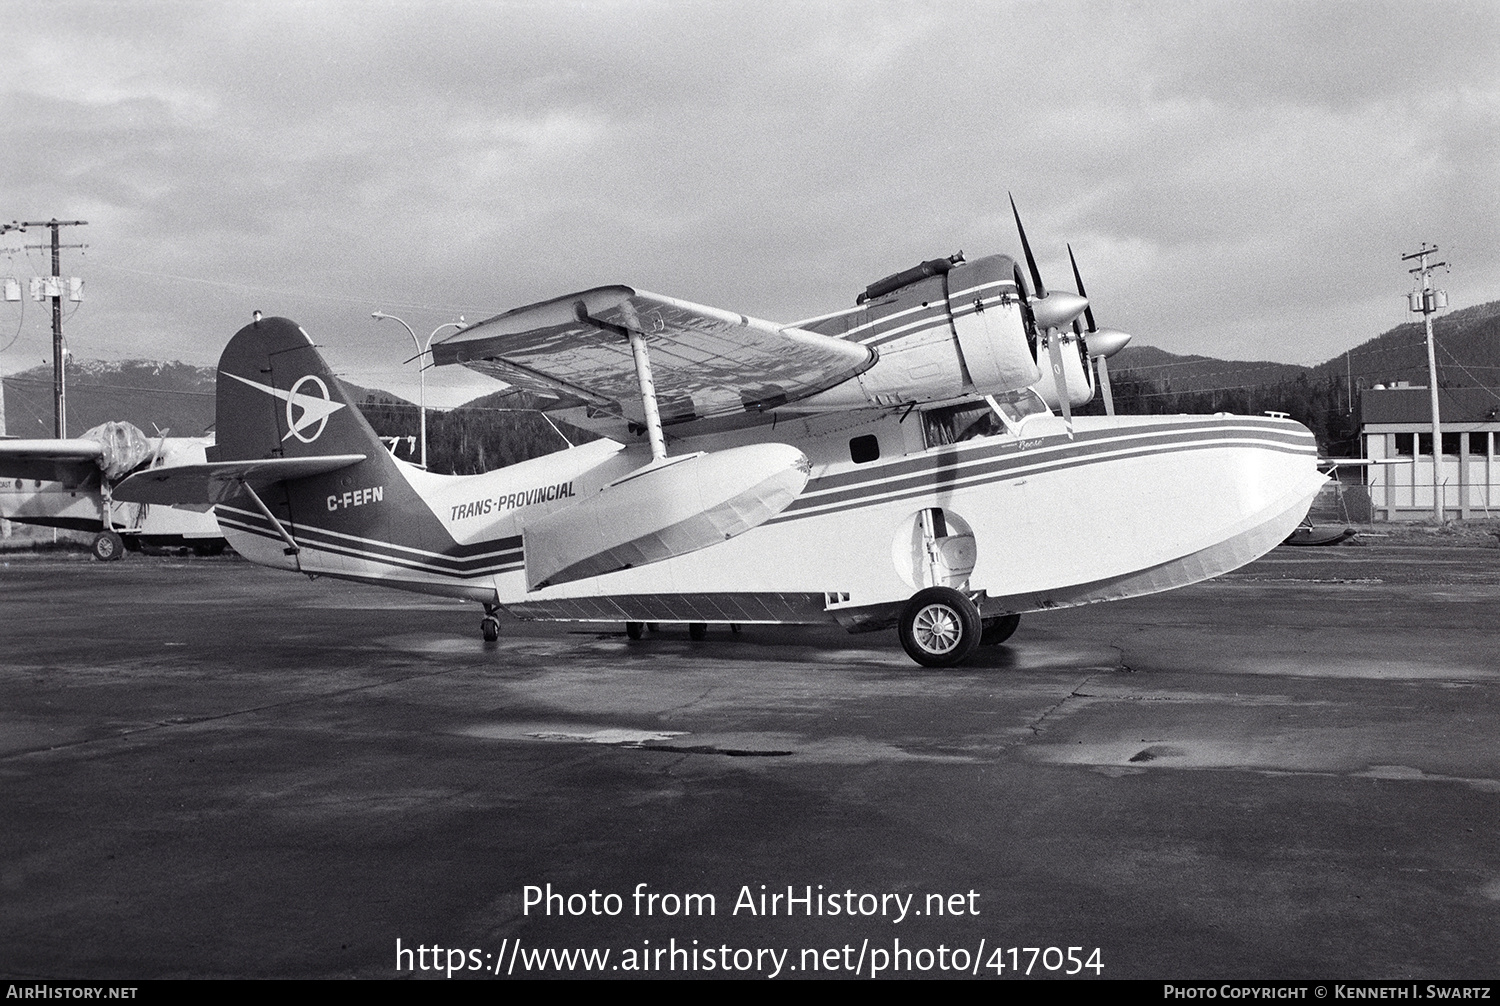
left=115, top=204, right=1326, bottom=666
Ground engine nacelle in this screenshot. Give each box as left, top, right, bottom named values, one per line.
left=798, top=254, right=1042, bottom=409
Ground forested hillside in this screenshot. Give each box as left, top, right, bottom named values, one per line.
left=7, top=299, right=1496, bottom=466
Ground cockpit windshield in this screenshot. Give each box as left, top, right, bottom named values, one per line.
left=920, top=390, right=1050, bottom=448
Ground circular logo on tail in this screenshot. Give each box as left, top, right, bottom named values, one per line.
left=286, top=375, right=337, bottom=443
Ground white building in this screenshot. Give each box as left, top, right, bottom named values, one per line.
left=1362, top=385, right=1500, bottom=520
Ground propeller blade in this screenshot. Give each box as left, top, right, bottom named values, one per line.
left=1009, top=193, right=1046, bottom=298
left=1066, top=243, right=1097, bottom=333
left=1096, top=354, right=1116, bottom=417
left=1046, top=332, right=1074, bottom=436
left=1013, top=263, right=1037, bottom=346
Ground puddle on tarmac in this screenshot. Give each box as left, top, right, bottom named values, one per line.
left=1208, top=657, right=1500, bottom=681
left=1354, top=764, right=1500, bottom=793
left=456, top=722, right=973, bottom=763
left=1036, top=741, right=1500, bottom=791
left=461, top=723, right=686, bottom=746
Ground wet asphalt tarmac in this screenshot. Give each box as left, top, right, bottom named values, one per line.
left=1, top=544, right=1497, bottom=980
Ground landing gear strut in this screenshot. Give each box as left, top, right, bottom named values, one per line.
left=480, top=604, right=501, bottom=643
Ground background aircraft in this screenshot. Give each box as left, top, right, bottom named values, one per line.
left=0, top=421, right=225, bottom=560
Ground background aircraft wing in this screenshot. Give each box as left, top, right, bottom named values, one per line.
left=114, top=455, right=367, bottom=505
left=430, top=286, right=875, bottom=425
left=0, top=439, right=105, bottom=485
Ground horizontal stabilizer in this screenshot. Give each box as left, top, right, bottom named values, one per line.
left=114, top=454, right=367, bottom=505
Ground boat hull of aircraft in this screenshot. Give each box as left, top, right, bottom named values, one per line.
left=205, top=402, right=1321, bottom=629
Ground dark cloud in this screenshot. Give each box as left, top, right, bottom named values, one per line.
left=1, top=0, right=1495, bottom=404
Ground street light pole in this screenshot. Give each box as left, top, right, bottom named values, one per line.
left=372, top=312, right=465, bottom=471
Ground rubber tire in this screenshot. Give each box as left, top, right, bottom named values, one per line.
left=898, top=587, right=981, bottom=667
left=92, top=531, right=125, bottom=562
left=625, top=622, right=644, bottom=640
left=980, top=613, right=1021, bottom=646
left=688, top=623, right=708, bottom=641
left=481, top=616, right=500, bottom=642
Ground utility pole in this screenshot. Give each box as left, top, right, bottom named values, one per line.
left=1402, top=242, right=1448, bottom=521
left=6, top=218, right=88, bottom=437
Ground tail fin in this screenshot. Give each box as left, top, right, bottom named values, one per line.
left=210, top=316, right=386, bottom=463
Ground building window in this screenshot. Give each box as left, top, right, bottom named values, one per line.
left=1416, top=433, right=1459, bottom=456
left=1470, top=432, right=1490, bottom=457
left=1395, top=434, right=1414, bottom=457
left=849, top=434, right=880, bottom=464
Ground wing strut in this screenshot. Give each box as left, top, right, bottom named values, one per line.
left=626, top=328, right=667, bottom=462
left=574, top=301, right=668, bottom=462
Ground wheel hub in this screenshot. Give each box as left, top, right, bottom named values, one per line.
left=912, top=604, right=962, bottom=654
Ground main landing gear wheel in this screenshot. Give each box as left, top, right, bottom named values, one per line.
left=898, top=586, right=981, bottom=667
left=91, top=531, right=125, bottom=562
left=625, top=622, right=644, bottom=640
left=980, top=613, right=1021, bottom=646
left=480, top=604, right=501, bottom=643
left=688, top=623, right=708, bottom=641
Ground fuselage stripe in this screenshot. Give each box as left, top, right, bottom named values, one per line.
left=217, top=515, right=524, bottom=578
left=772, top=434, right=1315, bottom=524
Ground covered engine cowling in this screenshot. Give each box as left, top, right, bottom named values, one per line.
left=944, top=255, right=1045, bottom=396
left=521, top=443, right=810, bottom=590
left=799, top=254, right=1042, bottom=409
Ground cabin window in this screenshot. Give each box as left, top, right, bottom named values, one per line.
left=849, top=435, right=880, bottom=464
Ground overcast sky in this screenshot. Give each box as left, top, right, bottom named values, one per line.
left=2, top=0, right=1496, bottom=407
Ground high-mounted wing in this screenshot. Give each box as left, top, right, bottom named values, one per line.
left=0, top=439, right=105, bottom=485
left=430, top=287, right=876, bottom=427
